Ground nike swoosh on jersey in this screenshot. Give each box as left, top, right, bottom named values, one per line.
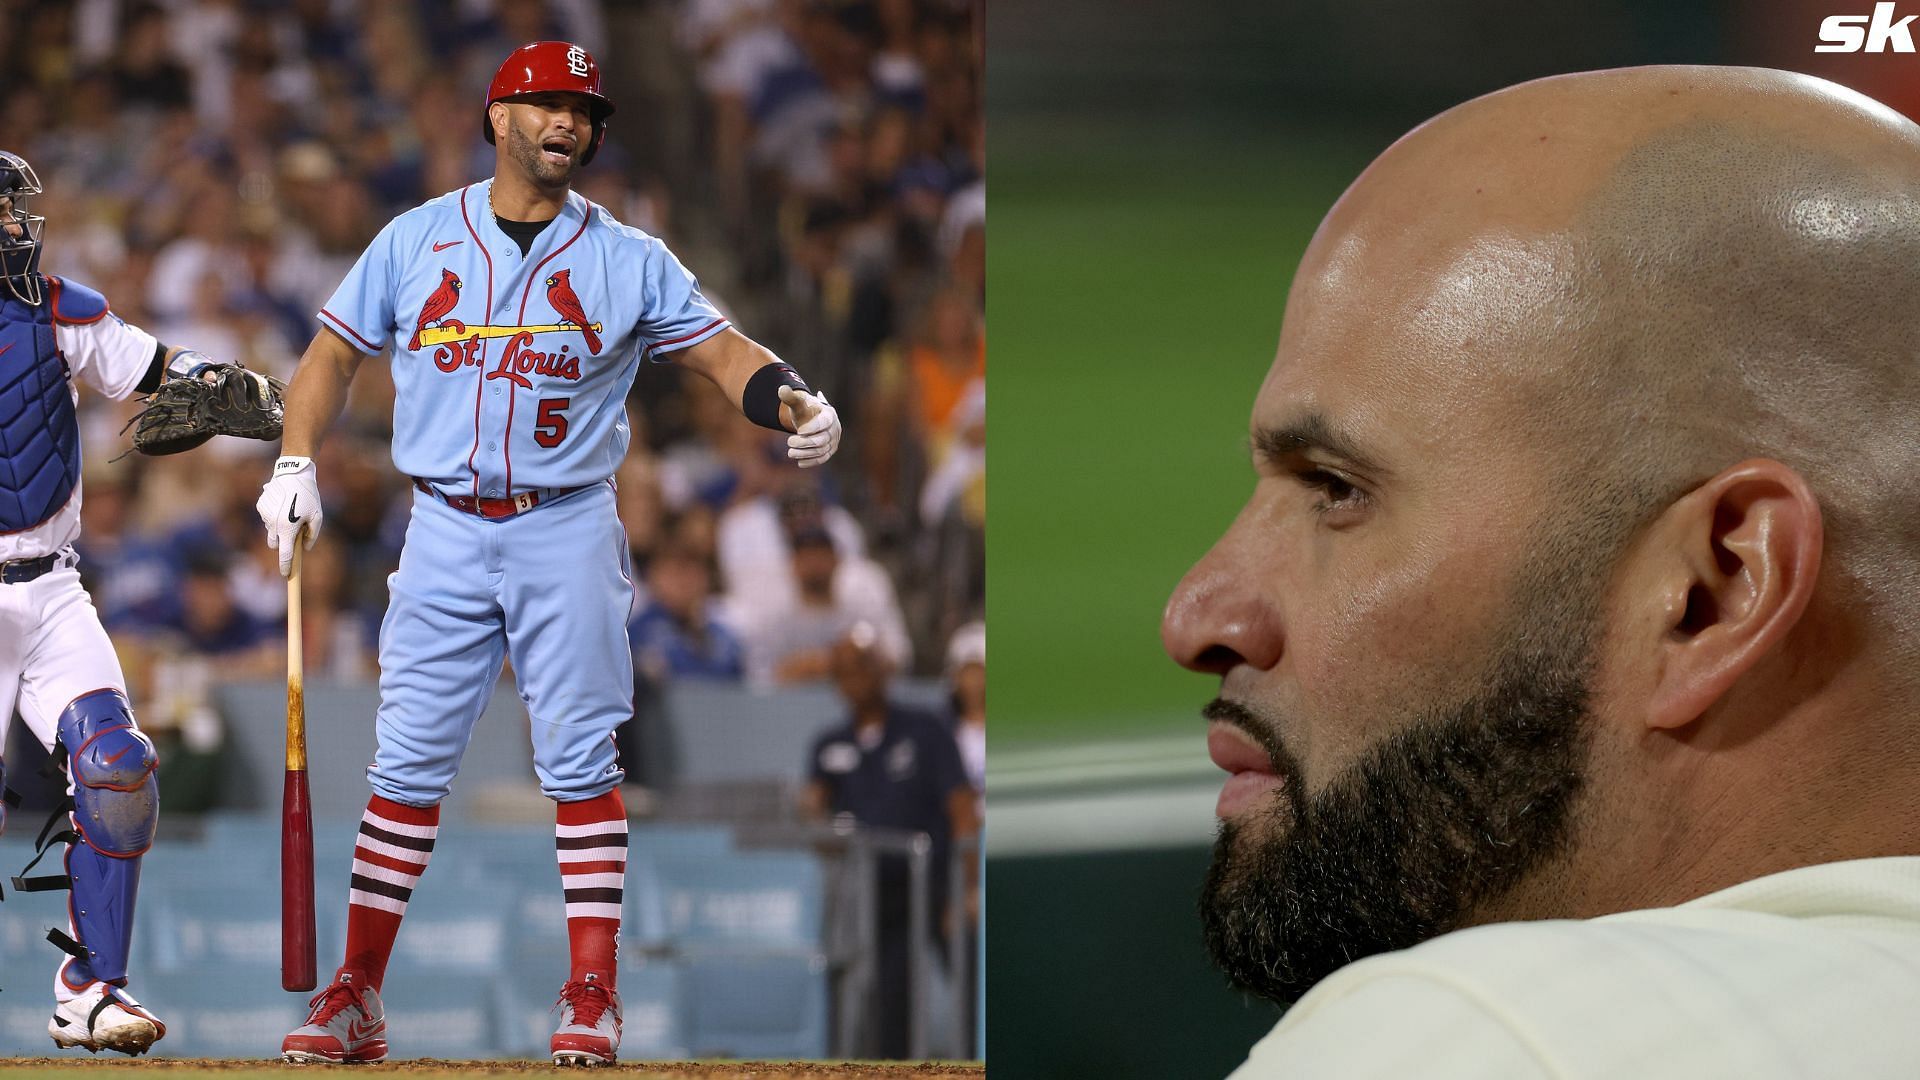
left=432, top=240, right=463, bottom=252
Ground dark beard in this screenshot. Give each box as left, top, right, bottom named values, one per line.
left=507, top=122, right=576, bottom=191
left=1197, top=617, right=1596, bottom=1006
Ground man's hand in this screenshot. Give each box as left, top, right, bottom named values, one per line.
left=779, top=385, right=841, bottom=468
left=256, top=455, right=322, bottom=576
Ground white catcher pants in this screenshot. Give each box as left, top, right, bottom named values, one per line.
left=0, top=555, right=130, bottom=757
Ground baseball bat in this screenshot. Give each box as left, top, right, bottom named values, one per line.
left=282, top=537, right=317, bottom=992
left=416, top=320, right=602, bottom=348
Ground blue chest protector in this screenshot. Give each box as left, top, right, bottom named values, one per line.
left=0, top=275, right=101, bottom=532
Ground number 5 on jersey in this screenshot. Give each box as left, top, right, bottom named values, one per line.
left=534, top=397, right=571, bottom=448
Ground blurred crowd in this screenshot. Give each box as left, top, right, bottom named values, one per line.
left=0, top=0, right=984, bottom=797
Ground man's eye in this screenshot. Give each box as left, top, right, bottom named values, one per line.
left=1298, top=469, right=1365, bottom=514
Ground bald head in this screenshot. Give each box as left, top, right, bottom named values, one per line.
left=1290, top=65, right=1920, bottom=662
left=1171, top=68, right=1920, bottom=999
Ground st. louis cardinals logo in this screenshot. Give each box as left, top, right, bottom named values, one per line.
left=410, top=269, right=463, bottom=351
left=544, top=270, right=601, bottom=355
left=416, top=265, right=607, bottom=387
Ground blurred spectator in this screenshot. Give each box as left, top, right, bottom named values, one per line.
left=75, top=465, right=182, bottom=633
left=919, top=374, right=983, bottom=527
left=946, top=620, right=984, bottom=816
left=718, top=478, right=869, bottom=609
left=866, top=282, right=983, bottom=517
left=615, top=449, right=669, bottom=573
left=298, top=534, right=377, bottom=682
left=740, top=520, right=910, bottom=684
left=630, top=538, right=748, bottom=682
left=944, top=616, right=984, bottom=1058
left=112, top=4, right=194, bottom=114
left=118, top=641, right=230, bottom=814
left=801, top=625, right=977, bottom=1059
left=165, top=549, right=279, bottom=675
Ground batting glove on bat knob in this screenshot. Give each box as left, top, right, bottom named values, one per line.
left=780, top=386, right=842, bottom=469
left=257, top=455, right=323, bottom=577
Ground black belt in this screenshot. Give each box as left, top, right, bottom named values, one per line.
left=413, top=479, right=583, bottom=520
left=0, top=552, right=63, bottom=585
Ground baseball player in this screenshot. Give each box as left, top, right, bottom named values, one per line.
left=258, top=42, right=842, bottom=1066
left=0, top=150, right=255, bottom=1055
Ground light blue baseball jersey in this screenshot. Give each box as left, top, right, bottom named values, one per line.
left=318, top=180, right=730, bottom=497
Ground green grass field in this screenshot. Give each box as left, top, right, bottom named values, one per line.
left=988, top=110, right=1390, bottom=749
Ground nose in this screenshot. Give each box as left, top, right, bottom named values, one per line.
left=1162, top=527, right=1285, bottom=676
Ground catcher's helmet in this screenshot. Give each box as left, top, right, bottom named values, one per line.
left=482, top=41, right=615, bottom=167
left=0, top=150, right=45, bottom=306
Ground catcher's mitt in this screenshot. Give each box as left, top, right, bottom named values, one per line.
left=126, top=364, right=287, bottom=456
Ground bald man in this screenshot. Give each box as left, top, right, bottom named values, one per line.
left=1161, top=66, right=1920, bottom=1079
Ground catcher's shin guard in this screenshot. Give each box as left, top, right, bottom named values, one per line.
left=53, top=689, right=158, bottom=984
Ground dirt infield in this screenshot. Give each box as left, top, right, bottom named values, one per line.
left=0, top=1061, right=983, bottom=1080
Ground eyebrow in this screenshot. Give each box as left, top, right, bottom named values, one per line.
left=1250, top=412, right=1387, bottom=476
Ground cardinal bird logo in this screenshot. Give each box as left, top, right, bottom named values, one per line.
left=545, top=269, right=601, bottom=355
left=410, top=269, right=463, bottom=351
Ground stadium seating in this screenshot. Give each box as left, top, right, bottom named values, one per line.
left=0, top=815, right=835, bottom=1059
left=653, top=850, right=825, bottom=952
left=377, top=971, right=500, bottom=1059
left=680, top=952, right=830, bottom=1059
left=143, top=967, right=309, bottom=1058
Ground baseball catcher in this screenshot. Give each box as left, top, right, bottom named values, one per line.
left=0, top=149, right=249, bottom=1055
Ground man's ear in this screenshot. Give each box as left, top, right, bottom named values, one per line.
left=490, top=102, right=509, bottom=143
left=1640, top=459, right=1823, bottom=731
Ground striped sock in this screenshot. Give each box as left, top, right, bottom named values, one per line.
left=556, top=788, right=627, bottom=987
left=342, top=795, right=439, bottom=991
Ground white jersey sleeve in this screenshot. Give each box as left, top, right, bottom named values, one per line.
left=61, top=312, right=160, bottom=402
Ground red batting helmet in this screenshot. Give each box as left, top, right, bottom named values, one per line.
left=482, top=41, right=616, bottom=166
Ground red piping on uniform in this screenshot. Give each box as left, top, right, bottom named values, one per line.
left=642, top=317, right=728, bottom=360
left=459, top=184, right=496, bottom=500
left=504, top=198, right=594, bottom=496
left=319, top=309, right=380, bottom=352
left=502, top=383, right=515, bottom=494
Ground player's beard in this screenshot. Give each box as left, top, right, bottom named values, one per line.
left=1198, top=553, right=1602, bottom=1007
left=508, top=120, right=578, bottom=191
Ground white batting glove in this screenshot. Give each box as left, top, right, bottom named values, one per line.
left=256, top=455, right=323, bottom=577
left=779, top=386, right=842, bottom=469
